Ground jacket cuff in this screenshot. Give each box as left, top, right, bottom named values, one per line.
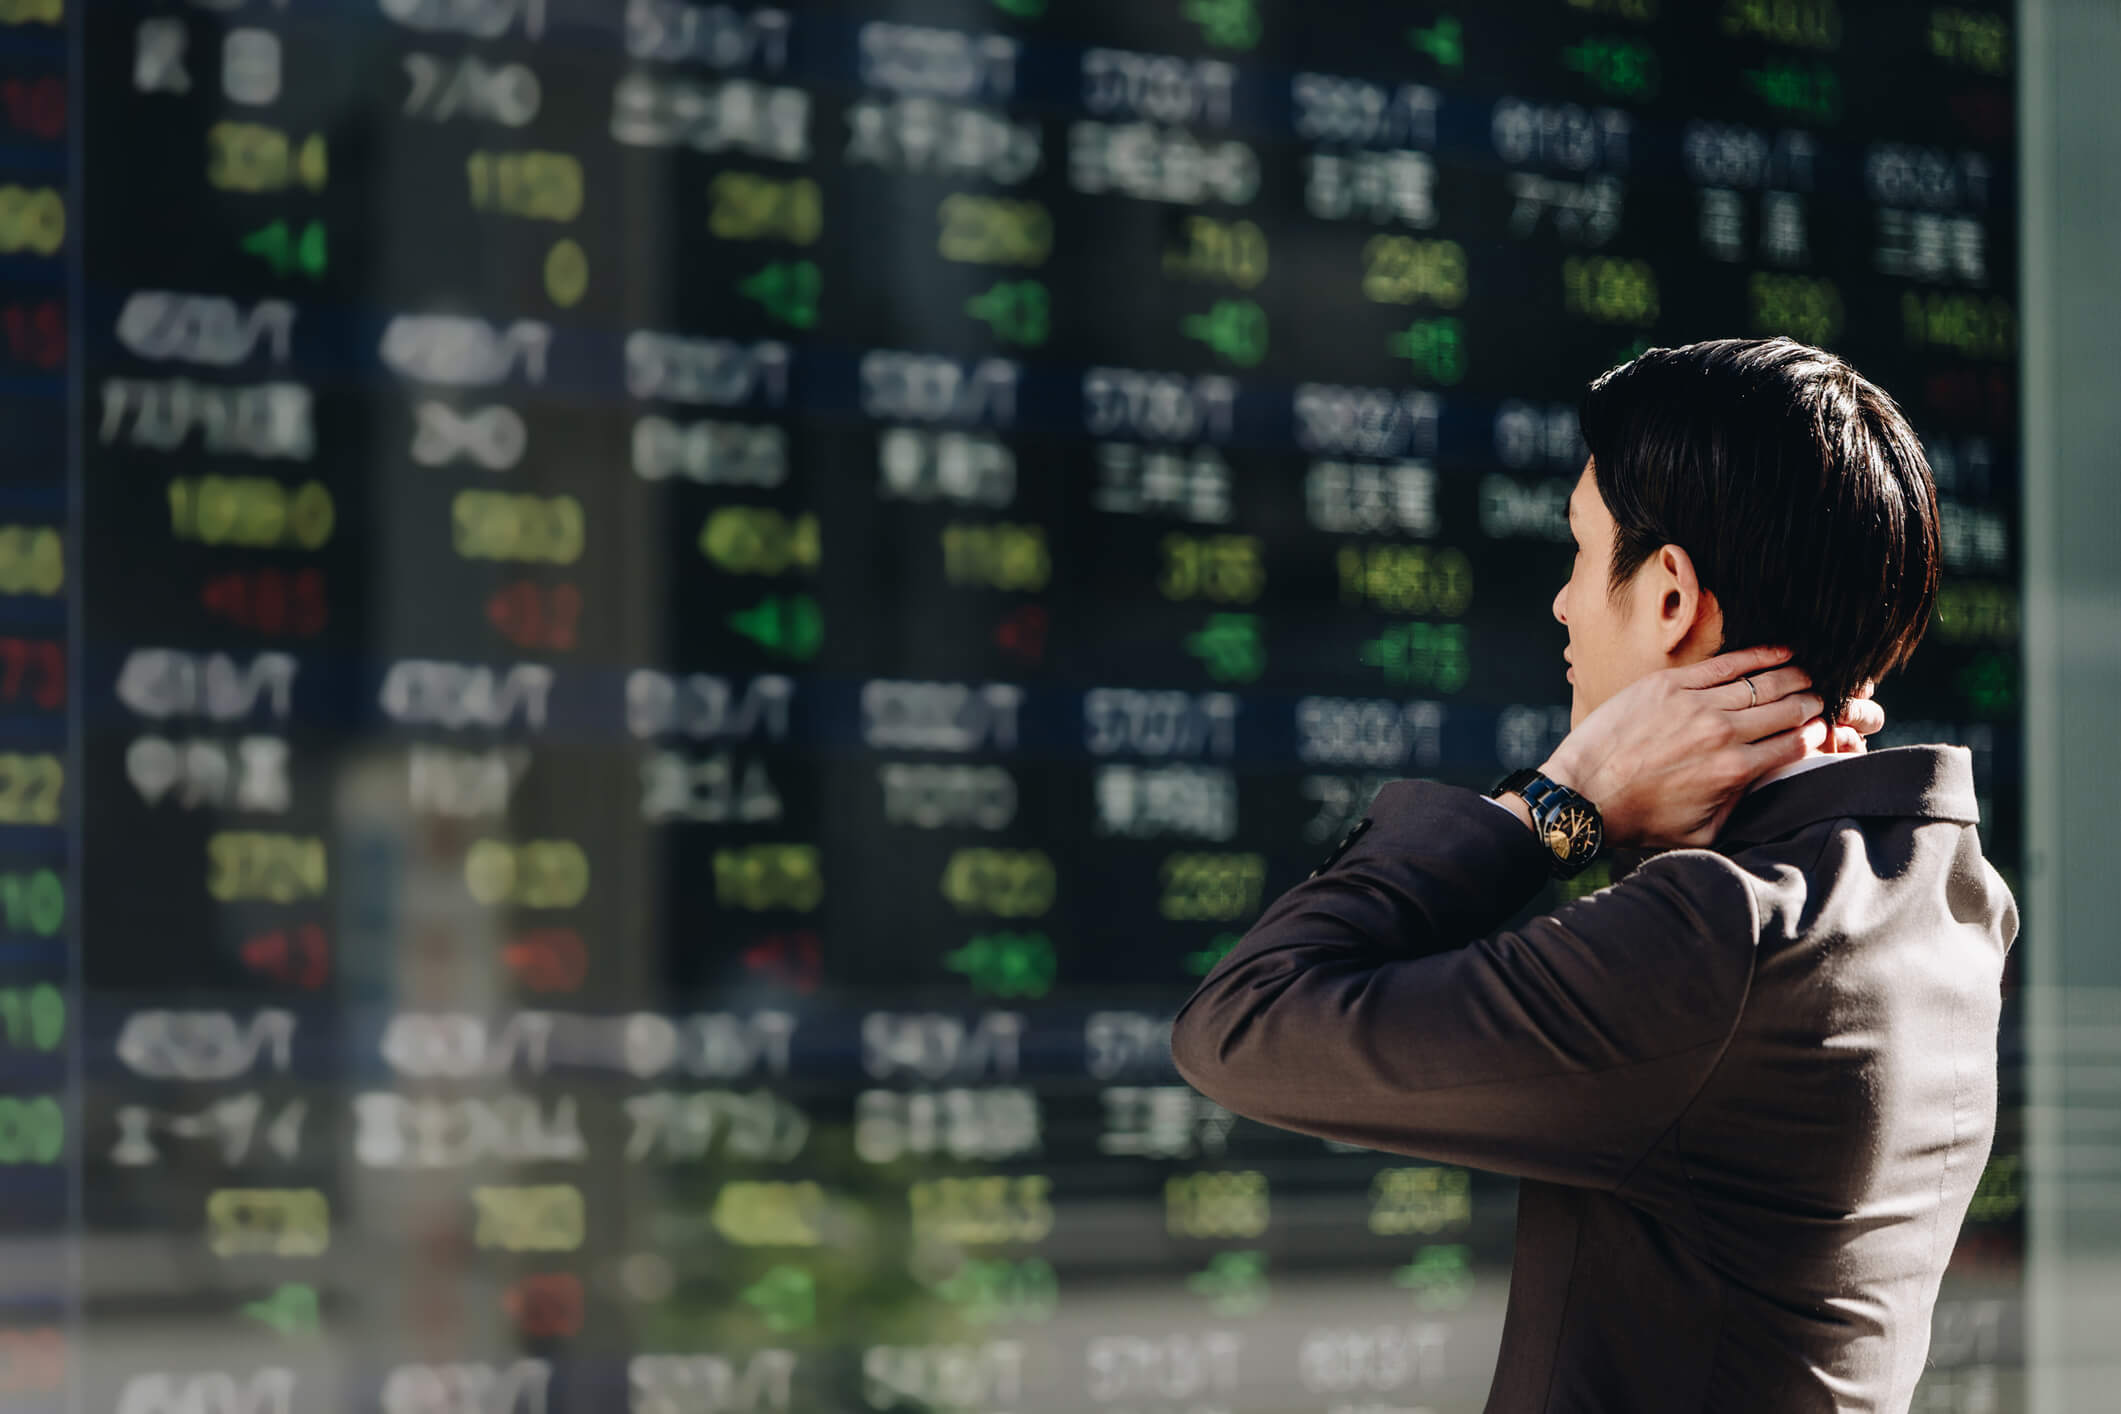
left=1326, top=779, right=1556, bottom=948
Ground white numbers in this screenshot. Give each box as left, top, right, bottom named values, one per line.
left=117, top=1009, right=295, bottom=1081
left=854, top=1087, right=1040, bottom=1163
left=1305, top=150, right=1437, bottom=226
left=1296, top=698, right=1446, bottom=769
left=380, top=1361, right=552, bottom=1414
left=99, top=379, right=313, bottom=459
left=1493, top=401, right=1583, bottom=470
left=1069, top=121, right=1259, bottom=205
left=878, top=429, right=1015, bottom=506
left=1084, top=1010, right=1171, bottom=1079
left=413, top=403, right=527, bottom=471
left=380, top=0, right=545, bottom=41
left=1491, top=99, right=1631, bottom=172
left=625, top=2, right=791, bottom=71
left=861, top=353, right=1019, bottom=428
left=627, top=1351, right=797, bottom=1414
left=118, top=650, right=295, bottom=725
left=860, top=23, right=1017, bottom=102
left=1296, top=1325, right=1447, bottom=1394
left=641, top=751, right=783, bottom=825
left=627, top=334, right=791, bottom=408
left=1293, top=75, right=1439, bottom=148
left=862, top=680, right=1023, bottom=753
left=1680, top=122, right=1815, bottom=191
left=1093, top=764, right=1237, bottom=840
left=1506, top=173, right=1623, bottom=244
left=1099, top=1085, right=1235, bottom=1158
left=119, top=1371, right=296, bottom=1414
left=1939, top=499, right=2008, bottom=572
left=1084, top=689, right=1238, bottom=759
left=1496, top=705, right=1572, bottom=771
left=861, top=1011, right=1023, bottom=1081
left=879, top=763, right=1018, bottom=831
left=1301, top=772, right=1396, bottom=844
left=1084, top=368, right=1236, bottom=443
left=409, top=746, right=531, bottom=818
left=127, top=735, right=290, bottom=813
left=1478, top=474, right=1573, bottom=542
left=380, top=1012, right=555, bottom=1079
left=1306, top=461, right=1437, bottom=536
left=1294, top=385, right=1439, bottom=459
left=356, top=1093, right=585, bottom=1169
left=1865, top=143, right=1989, bottom=210
left=379, top=660, right=554, bottom=732
left=610, top=75, right=809, bottom=161
left=402, top=52, right=541, bottom=124
left=634, top=417, right=788, bottom=485
left=864, top=1344, right=1025, bottom=1412
left=618, top=1011, right=796, bottom=1080
left=844, top=99, right=1042, bottom=185
left=626, top=672, right=793, bottom=742
left=1086, top=1332, right=1242, bottom=1403
left=381, top=316, right=551, bottom=388
left=624, top=1089, right=810, bottom=1163
left=117, top=293, right=295, bottom=367
left=1094, top=443, right=1232, bottom=522
left=1083, top=50, right=1234, bottom=127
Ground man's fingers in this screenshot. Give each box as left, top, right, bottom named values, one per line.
left=1720, top=664, right=1810, bottom=706
left=1742, top=717, right=1830, bottom=772
left=1837, top=698, right=1886, bottom=734
left=1679, top=643, right=1792, bottom=690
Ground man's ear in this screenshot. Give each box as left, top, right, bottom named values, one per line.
left=1651, top=542, right=1721, bottom=658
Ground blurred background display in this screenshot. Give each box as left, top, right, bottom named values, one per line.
left=0, top=0, right=2023, bottom=1410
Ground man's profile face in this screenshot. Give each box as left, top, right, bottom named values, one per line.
left=1551, top=458, right=1664, bottom=730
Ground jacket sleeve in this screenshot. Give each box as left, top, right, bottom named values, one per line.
left=1167, top=779, right=1760, bottom=1191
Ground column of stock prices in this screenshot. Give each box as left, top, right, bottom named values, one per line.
left=2, top=0, right=2030, bottom=1410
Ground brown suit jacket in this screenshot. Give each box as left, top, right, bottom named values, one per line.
left=1169, top=744, right=2017, bottom=1413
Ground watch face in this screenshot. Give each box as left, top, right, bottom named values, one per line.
left=1543, top=803, right=1602, bottom=864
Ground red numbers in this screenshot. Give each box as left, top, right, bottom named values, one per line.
left=502, top=1274, right=584, bottom=1339
left=486, top=580, right=581, bottom=652
left=239, top=924, right=331, bottom=989
left=202, top=569, right=328, bottom=636
left=0, top=638, right=61, bottom=710
left=0, top=79, right=65, bottom=141
left=500, top=928, right=586, bottom=993
left=0, top=301, right=62, bottom=369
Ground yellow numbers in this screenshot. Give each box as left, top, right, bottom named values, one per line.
left=0, top=187, right=62, bottom=254
left=208, top=123, right=327, bottom=193
left=452, top=490, right=584, bottom=565
left=700, top=507, right=819, bottom=574
left=715, top=844, right=823, bottom=911
left=942, top=522, right=1049, bottom=591
left=1563, top=256, right=1660, bottom=326
left=545, top=238, right=589, bottom=306
left=1160, top=534, right=1263, bottom=604
left=1336, top=544, right=1473, bottom=616
left=1902, top=292, right=2015, bottom=359
left=940, top=849, right=1055, bottom=918
left=466, top=150, right=584, bottom=222
left=1721, top=0, right=1841, bottom=48
left=1929, top=8, right=2008, bottom=73
left=1165, top=1169, right=1268, bottom=1239
left=711, top=172, right=821, bottom=244
left=208, top=832, right=326, bottom=903
left=0, top=755, right=60, bottom=824
left=472, top=1184, right=584, bottom=1252
left=1362, top=236, right=1468, bottom=307
left=0, top=526, right=61, bottom=594
left=1932, top=582, right=2018, bottom=643
left=169, top=478, right=334, bottom=550
left=1369, top=1165, right=1473, bottom=1235
left=207, top=1188, right=329, bottom=1258
left=464, top=839, right=588, bottom=909
left=1159, top=853, right=1265, bottom=921
left=911, top=1175, right=1054, bottom=1244
left=712, top=1181, right=826, bottom=1246
left=1749, top=273, right=1843, bottom=345
left=1164, top=217, right=1268, bottom=289
left=938, top=195, right=1051, bottom=267
left=0, top=0, right=63, bottom=24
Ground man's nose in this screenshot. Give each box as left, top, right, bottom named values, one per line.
left=1551, top=581, right=1568, bottom=625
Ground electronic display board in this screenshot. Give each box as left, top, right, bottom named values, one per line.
left=0, top=0, right=2025, bottom=1409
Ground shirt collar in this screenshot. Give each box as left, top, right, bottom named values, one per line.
left=1714, top=743, right=1982, bottom=847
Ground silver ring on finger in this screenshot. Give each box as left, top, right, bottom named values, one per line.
left=1743, top=675, right=1758, bottom=708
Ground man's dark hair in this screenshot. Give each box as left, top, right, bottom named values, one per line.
left=1579, top=335, right=1941, bottom=728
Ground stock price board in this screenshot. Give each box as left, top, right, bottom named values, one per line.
left=0, top=0, right=2029, bottom=1410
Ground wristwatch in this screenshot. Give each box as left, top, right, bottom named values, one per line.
left=1487, top=767, right=1605, bottom=879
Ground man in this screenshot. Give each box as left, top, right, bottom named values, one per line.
left=1169, top=337, right=2018, bottom=1412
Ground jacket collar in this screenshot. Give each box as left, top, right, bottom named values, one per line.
left=1713, top=743, right=1981, bottom=848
